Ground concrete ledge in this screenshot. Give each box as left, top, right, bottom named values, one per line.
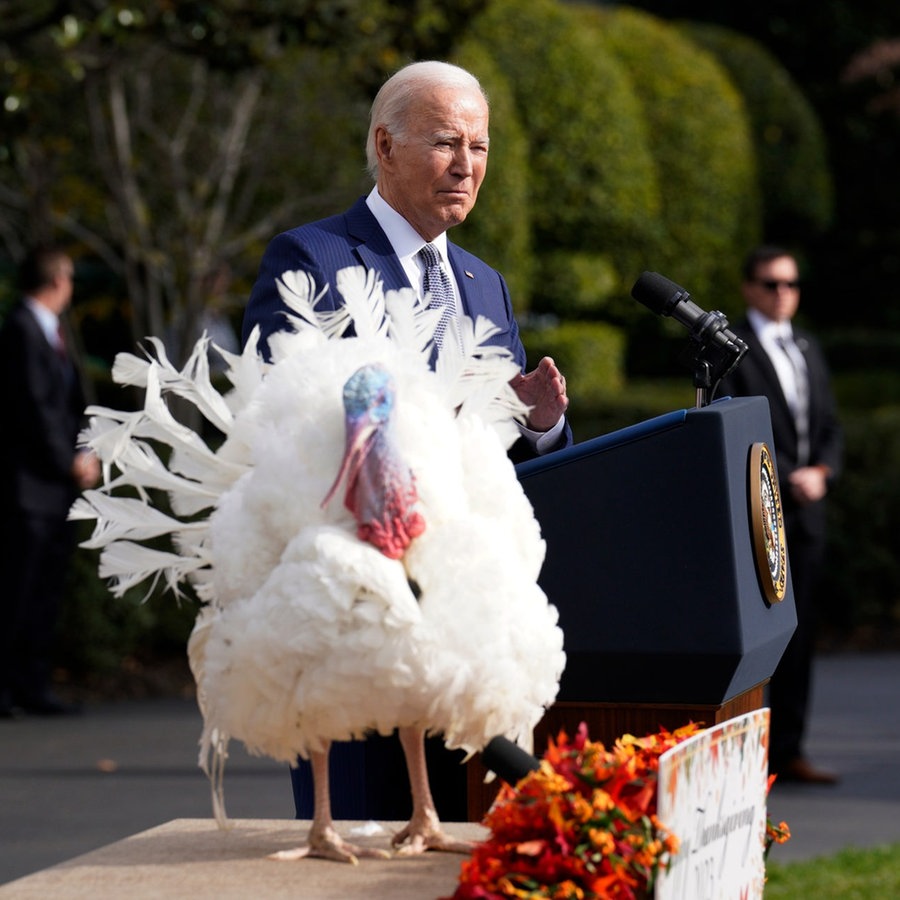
left=0, top=819, right=488, bottom=899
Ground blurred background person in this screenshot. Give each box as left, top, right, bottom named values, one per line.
left=0, top=244, right=100, bottom=717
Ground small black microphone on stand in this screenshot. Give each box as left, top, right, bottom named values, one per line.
left=631, top=271, right=748, bottom=407
left=481, top=736, right=541, bottom=784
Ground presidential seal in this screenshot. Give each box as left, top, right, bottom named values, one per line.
left=749, top=442, right=787, bottom=604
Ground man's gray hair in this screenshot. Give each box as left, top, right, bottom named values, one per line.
left=365, top=60, right=488, bottom=180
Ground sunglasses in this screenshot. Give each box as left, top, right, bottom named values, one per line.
left=756, top=279, right=799, bottom=291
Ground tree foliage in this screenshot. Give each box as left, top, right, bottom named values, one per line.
left=0, top=0, right=487, bottom=359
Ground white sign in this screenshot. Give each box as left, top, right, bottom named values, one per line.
left=655, top=709, right=770, bottom=900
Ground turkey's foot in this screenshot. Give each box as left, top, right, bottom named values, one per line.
left=269, top=823, right=391, bottom=864
left=391, top=808, right=474, bottom=856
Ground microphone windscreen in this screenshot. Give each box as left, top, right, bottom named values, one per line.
left=630, top=271, right=685, bottom=315
left=481, top=736, right=541, bottom=784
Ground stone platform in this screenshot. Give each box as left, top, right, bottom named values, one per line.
left=0, top=819, right=487, bottom=899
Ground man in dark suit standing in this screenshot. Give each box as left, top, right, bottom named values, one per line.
left=0, top=245, right=99, bottom=717
left=717, top=245, right=843, bottom=784
left=242, top=60, right=573, bottom=822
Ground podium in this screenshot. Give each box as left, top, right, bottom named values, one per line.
left=467, top=396, right=797, bottom=819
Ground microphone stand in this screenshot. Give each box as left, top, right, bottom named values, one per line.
left=693, top=359, right=713, bottom=409
left=683, top=324, right=747, bottom=408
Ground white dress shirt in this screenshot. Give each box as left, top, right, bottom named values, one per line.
left=25, top=297, right=64, bottom=352
left=747, top=307, right=807, bottom=418
left=366, top=188, right=461, bottom=315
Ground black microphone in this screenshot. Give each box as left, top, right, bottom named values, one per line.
left=481, top=736, right=541, bottom=784
left=631, top=271, right=748, bottom=379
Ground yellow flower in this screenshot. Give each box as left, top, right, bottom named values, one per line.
left=590, top=788, right=615, bottom=813
left=588, top=827, right=616, bottom=855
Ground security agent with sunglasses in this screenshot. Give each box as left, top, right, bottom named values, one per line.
left=715, top=244, right=843, bottom=785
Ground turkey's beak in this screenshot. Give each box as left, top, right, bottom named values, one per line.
left=320, top=417, right=376, bottom=511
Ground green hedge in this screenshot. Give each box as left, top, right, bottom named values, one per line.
left=535, top=251, right=624, bottom=320
left=522, top=320, right=626, bottom=408
left=449, top=42, right=534, bottom=310
left=467, top=0, right=661, bottom=300
left=682, top=22, right=835, bottom=245
left=586, top=5, right=760, bottom=323
left=57, top=524, right=199, bottom=685
left=820, top=406, right=900, bottom=642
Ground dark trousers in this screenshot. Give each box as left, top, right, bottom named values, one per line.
left=0, top=509, right=73, bottom=704
left=768, top=523, right=825, bottom=768
left=289, top=732, right=468, bottom=821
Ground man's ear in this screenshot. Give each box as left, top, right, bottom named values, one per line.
left=375, top=125, right=393, bottom=166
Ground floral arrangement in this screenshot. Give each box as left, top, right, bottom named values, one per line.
left=445, top=722, right=702, bottom=900
left=446, top=721, right=793, bottom=900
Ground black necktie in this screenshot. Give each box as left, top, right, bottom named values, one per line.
left=55, top=322, right=68, bottom=360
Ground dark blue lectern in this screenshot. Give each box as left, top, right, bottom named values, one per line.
left=467, top=396, right=797, bottom=818
left=518, top=394, right=796, bottom=705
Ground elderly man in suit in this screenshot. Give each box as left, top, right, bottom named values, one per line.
left=717, top=245, right=843, bottom=784
left=242, top=60, right=573, bottom=824
left=0, top=245, right=99, bottom=717
left=243, top=59, right=572, bottom=461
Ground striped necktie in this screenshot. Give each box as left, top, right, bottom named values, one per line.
left=418, top=243, right=458, bottom=350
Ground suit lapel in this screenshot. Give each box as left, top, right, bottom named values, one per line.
left=341, top=202, right=487, bottom=318
left=344, top=198, right=412, bottom=290
left=447, top=243, right=482, bottom=319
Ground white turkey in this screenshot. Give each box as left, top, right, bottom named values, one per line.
left=72, top=265, right=566, bottom=862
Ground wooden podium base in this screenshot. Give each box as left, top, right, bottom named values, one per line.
left=466, top=682, right=766, bottom=821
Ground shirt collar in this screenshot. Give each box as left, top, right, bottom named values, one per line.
left=747, top=307, right=792, bottom=342
left=366, top=187, right=449, bottom=262
left=25, top=296, right=61, bottom=346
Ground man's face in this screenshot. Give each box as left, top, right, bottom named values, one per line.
left=45, top=258, right=74, bottom=315
left=742, top=255, right=800, bottom=324
left=375, top=85, right=489, bottom=241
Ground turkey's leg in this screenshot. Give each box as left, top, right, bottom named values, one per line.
left=392, top=726, right=473, bottom=855
left=270, top=743, right=390, bottom=863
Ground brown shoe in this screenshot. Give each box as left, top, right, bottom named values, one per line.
left=777, top=757, right=839, bottom=785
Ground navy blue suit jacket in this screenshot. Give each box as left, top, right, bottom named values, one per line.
left=716, top=318, right=842, bottom=540
left=244, top=197, right=524, bottom=363
left=243, top=196, right=572, bottom=457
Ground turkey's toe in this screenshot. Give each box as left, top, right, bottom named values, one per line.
left=392, top=822, right=473, bottom=856
left=269, top=824, right=391, bottom=864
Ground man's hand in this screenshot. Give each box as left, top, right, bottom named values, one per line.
left=509, top=356, right=569, bottom=432
left=789, top=465, right=829, bottom=505
left=72, top=450, right=101, bottom=491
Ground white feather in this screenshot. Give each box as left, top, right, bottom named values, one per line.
left=71, top=492, right=202, bottom=547
left=98, top=540, right=208, bottom=597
